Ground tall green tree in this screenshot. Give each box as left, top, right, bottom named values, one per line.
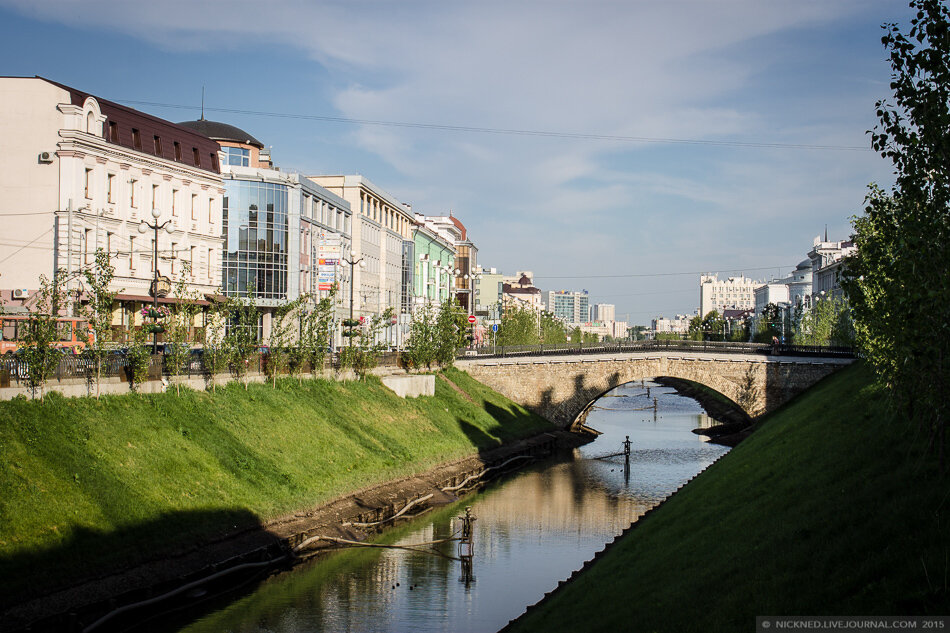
left=540, top=311, right=567, bottom=344
left=841, top=0, right=950, bottom=467
left=701, top=311, right=725, bottom=342
left=434, top=299, right=467, bottom=366
left=497, top=302, right=540, bottom=346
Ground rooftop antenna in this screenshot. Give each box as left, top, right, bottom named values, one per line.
left=200, top=86, right=205, bottom=121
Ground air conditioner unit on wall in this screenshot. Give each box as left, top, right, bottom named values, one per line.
left=13, top=289, right=29, bottom=299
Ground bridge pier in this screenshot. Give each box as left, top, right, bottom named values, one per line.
left=456, top=352, right=852, bottom=429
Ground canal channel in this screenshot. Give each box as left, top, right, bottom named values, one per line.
left=157, top=379, right=730, bottom=633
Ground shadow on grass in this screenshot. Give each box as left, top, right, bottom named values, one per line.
left=0, top=507, right=277, bottom=631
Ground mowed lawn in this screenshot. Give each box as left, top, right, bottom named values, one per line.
left=506, top=363, right=949, bottom=633
left=0, top=368, right=554, bottom=607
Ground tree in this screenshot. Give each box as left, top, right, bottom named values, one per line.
left=124, top=326, right=153, bottom=392
left=540, top=311, right=567, bottom=344
left=292, top=289, right=335, bottom=381
left=754, top=303, right=783, bottom=344
left=339, top=307, right=394, bottom=379
left=701, top=311, right=725, bottom=342
left=497, top=302, right=540, bottom=347
left=264, top=297, right=304, bottom=387
left=20, top=272, right=72, bottom=399
left=80, top=249, right=119, bottom=399
left=434, top=299, right=466, bottom=366
left=687, top=315, right=703, bottom=341
left=402, top=302, right=438, bottom=370
left=841, top=0, right=950, bottom=467
left=224, top=294, right=259, bottom=390
left=201, top=301, right=230, bottom=391
left=794, top=296, right=853, bottom=347
left=163, top=262, right=202, bottom=395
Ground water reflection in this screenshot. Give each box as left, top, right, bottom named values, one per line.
left=167, top=381, right=728, bottom=633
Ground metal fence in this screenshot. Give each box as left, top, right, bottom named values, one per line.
left=0, top=347, right=405, bottom=387
left=461, top=339, right=855, bottom=360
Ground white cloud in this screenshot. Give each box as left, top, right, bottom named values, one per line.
left=0, top=0, right=906, bottom=317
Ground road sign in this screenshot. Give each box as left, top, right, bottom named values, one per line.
left=468, top=315, right=476, bottom=324
left=492, top=324, right=499, bottom=332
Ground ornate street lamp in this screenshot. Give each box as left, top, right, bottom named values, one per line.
left=138, top=208, right=174, bottom=354
left=342, top=249, right=366, bottom=346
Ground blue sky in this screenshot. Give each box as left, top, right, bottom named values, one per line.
left=0, top=0, right=909, bottom=324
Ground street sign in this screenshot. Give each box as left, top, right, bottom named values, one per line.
left=491, top=324, right=499, bottom=332
left=468, top=315, right=476, bottom=324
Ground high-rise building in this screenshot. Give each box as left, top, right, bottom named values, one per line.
left=591, top=303, right=615, bottom=323
left=544, top=290, right=590, bottom=324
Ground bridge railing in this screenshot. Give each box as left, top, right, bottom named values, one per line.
left=460, top=339, right=855, bottom=360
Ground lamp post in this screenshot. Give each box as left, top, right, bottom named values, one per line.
left=138, top=208, right=174, bottom=354
left=342, top=249, right=366, bottom=346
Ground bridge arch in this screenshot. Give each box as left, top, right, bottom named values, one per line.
left=456, top=352, right=850, bottom=429
left=572, top=375, right=744, bottom=431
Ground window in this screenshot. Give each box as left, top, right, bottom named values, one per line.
left=222, top=147, right=249, bottom=167
left=107, top=174, right=115, bottom=203
left=152, top=184, right=159, bottom=210
left=171, top=242, right=177, bottom=275
left=171, top=189, right=178, bottom=216
left=191, top=194, right=198, bottom=220
left=129, top=179, right=137, bottom=207
left=131, top=128, right=141, bottom=150
left=208, top=247, right=214, bottom=281
left=153, top=135, right=162, bottom=156
left=84, top=228, right=92, bottom=264
left=210, top=152, right=219, bottom=171
left=106, top=232, right=113, bottom=256
left=109, top=121, right=119, bottom=143
left=190, top=246, right=196, bottom=275
left=129, top=236, right=135, bottom=270
left=192, top=148, right=200, bottom=167
left=84, top=168, right=93, bottom=199
left=174, top=142, right=182, bottom=162
left=208, top=198, right=214, bottom=223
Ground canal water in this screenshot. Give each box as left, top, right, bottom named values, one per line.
left=162, top=380, right=729, bottom=633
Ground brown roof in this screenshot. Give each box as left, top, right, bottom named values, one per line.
left=38, top=76, right=221, bottom=175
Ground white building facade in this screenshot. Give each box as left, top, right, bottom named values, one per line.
left=699, top=274, right=759, bottom=317
left=1, top=77, right=224, bottom=331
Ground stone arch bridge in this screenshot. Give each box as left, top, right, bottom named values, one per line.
left=456, top=350, right=854, bottom=429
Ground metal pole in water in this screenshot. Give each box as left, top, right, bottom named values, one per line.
left=458, top=506, right=476, bottom=585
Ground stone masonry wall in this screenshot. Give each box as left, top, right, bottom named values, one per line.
left=457, top=354, right=845, bottom=428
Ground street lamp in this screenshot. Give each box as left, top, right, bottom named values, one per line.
left=138, top=207, right=174, bottom=353
left=342, top=249, right=366, bottom=346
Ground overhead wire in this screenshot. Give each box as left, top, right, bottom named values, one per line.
left=116, top=99, right=871, bottom=152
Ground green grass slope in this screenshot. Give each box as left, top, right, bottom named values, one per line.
left=0, top=368, right=554, bottom=606
left=507, top=363, right=949, bottom=633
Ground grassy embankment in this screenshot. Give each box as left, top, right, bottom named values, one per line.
left=507, top=363, right=949, bottom=633
left=0, top=368, right=555, bottom=607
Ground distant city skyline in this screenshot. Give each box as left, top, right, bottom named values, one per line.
left=0, top=0, right=907, bottom=322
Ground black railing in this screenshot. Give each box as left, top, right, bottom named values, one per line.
left=0, top=347, right=405, bottom=388
left=459, top=339, right=855, bottom=360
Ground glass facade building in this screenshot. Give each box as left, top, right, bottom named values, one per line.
left=222, top=180, right=289, bottom=300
